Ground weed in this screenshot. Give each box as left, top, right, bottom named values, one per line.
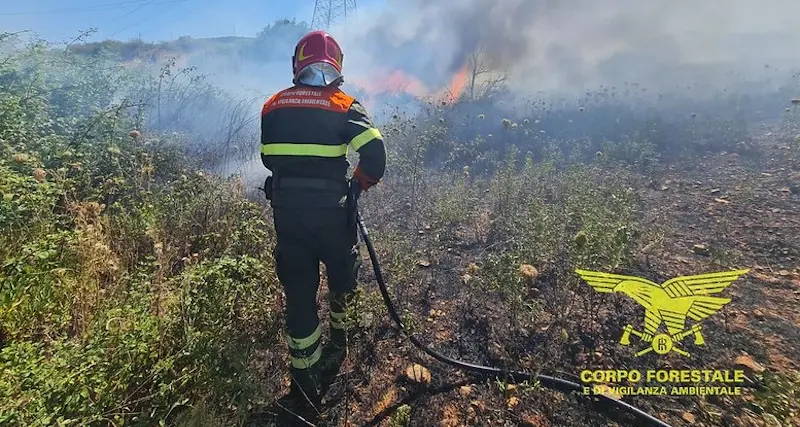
left=753, top=370, right=800, bottom=423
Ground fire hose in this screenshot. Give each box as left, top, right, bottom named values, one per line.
left=349, top=182, right=673, bottom=427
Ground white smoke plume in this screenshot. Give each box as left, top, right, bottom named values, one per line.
left=336, top=0, right=800, bottom=97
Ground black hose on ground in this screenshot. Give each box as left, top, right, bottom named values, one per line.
left=354, top=211, right=673, bottom=427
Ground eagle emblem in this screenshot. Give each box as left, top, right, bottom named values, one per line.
left=576, top=268, right=749, bottom=357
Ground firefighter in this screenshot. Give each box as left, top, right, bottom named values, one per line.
left=260, top=30, right=386, bottom=415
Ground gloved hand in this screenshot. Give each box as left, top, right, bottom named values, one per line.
left=352, top=165, right=379, bottom=192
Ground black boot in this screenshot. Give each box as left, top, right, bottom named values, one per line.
left=319, top=334, right=347, bottom=396
left=274, top=366, right=322, bottom=425
left=289, top=366, right=322, bottom=407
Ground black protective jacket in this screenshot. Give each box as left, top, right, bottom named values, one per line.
left=260, top=84, right=386, bottom=207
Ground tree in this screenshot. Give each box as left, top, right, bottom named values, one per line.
left=465, top=45, right=509, bottom=100
left=249, top=19, right=310, bottom=62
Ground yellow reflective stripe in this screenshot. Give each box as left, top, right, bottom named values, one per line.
left=261, top=143, right=347, bottom=157
left=349, top=127, right=381, bottom=151
left=291, top=344, right=323, bottom=369
left=287, top=324, right=322, bottom=350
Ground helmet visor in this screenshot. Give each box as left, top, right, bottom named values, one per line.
left=296, top=62, right=343, bottom=87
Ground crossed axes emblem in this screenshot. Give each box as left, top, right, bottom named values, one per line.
left=620, top=323, right=705, bottom=357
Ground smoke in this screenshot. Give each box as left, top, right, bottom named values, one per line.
left=12, top=1, right=796, bottom=186
left=337, top=0, right=800, bottom=97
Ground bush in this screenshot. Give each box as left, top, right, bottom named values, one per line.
left=0, top=35, right=283, bottom=425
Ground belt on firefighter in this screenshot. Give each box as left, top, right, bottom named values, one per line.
left=272, top=176, right=348, bottom=193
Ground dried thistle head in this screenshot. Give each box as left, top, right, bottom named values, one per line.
left=32, top=168, right=46, bottom=182
left=519, top=264, right=539, bottom=282
left=129, top=129, right=141, bottom=139
left=12, top=153, right=30, bottom=163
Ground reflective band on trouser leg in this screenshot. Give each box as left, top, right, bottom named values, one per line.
left=330, top=310, right=346, bottom=330
left=287, top=323, right=323, bottom=369
left=261, top=143, right=347, bottom=157
left=348, top=127, right=382, bottom=151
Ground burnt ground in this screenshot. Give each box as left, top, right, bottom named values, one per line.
left=245, top=130, right=800, bottom=427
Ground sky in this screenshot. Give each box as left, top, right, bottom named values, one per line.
left=0, top=0, right=373, bottom=42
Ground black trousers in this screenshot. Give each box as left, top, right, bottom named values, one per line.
left=272, top=206, right=361, bottom=370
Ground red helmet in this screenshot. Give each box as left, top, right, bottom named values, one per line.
left=292, top=30, right=344, bottom=82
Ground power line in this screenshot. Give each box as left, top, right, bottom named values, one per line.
left=104, top=0, right=158, bottom=26
left=0, top=0, right=157, bottom=16
left=103, top=0, right=188, bottom=39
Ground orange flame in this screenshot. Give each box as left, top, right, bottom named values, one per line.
left=351, top=67, right=429, bottom=98
left=351, top=63, right=469, bottom=106
left=446, top=64, right=468, bottom=102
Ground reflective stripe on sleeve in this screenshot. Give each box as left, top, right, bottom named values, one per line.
left=348, top=127, right=382, bottom=151
left=261, top=143, right=348, bottom=157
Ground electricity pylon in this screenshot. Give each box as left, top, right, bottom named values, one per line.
left=311, top=0, right=356, bottom=31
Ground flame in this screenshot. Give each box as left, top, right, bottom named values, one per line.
left=446, top=64, right=468, bottom=102
left=351, top=67, right=429, bottom=98
left=350, top=63, right=469, bottom=106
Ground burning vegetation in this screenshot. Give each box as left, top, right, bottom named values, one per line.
left=2, top=12, right=800, bottom=427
